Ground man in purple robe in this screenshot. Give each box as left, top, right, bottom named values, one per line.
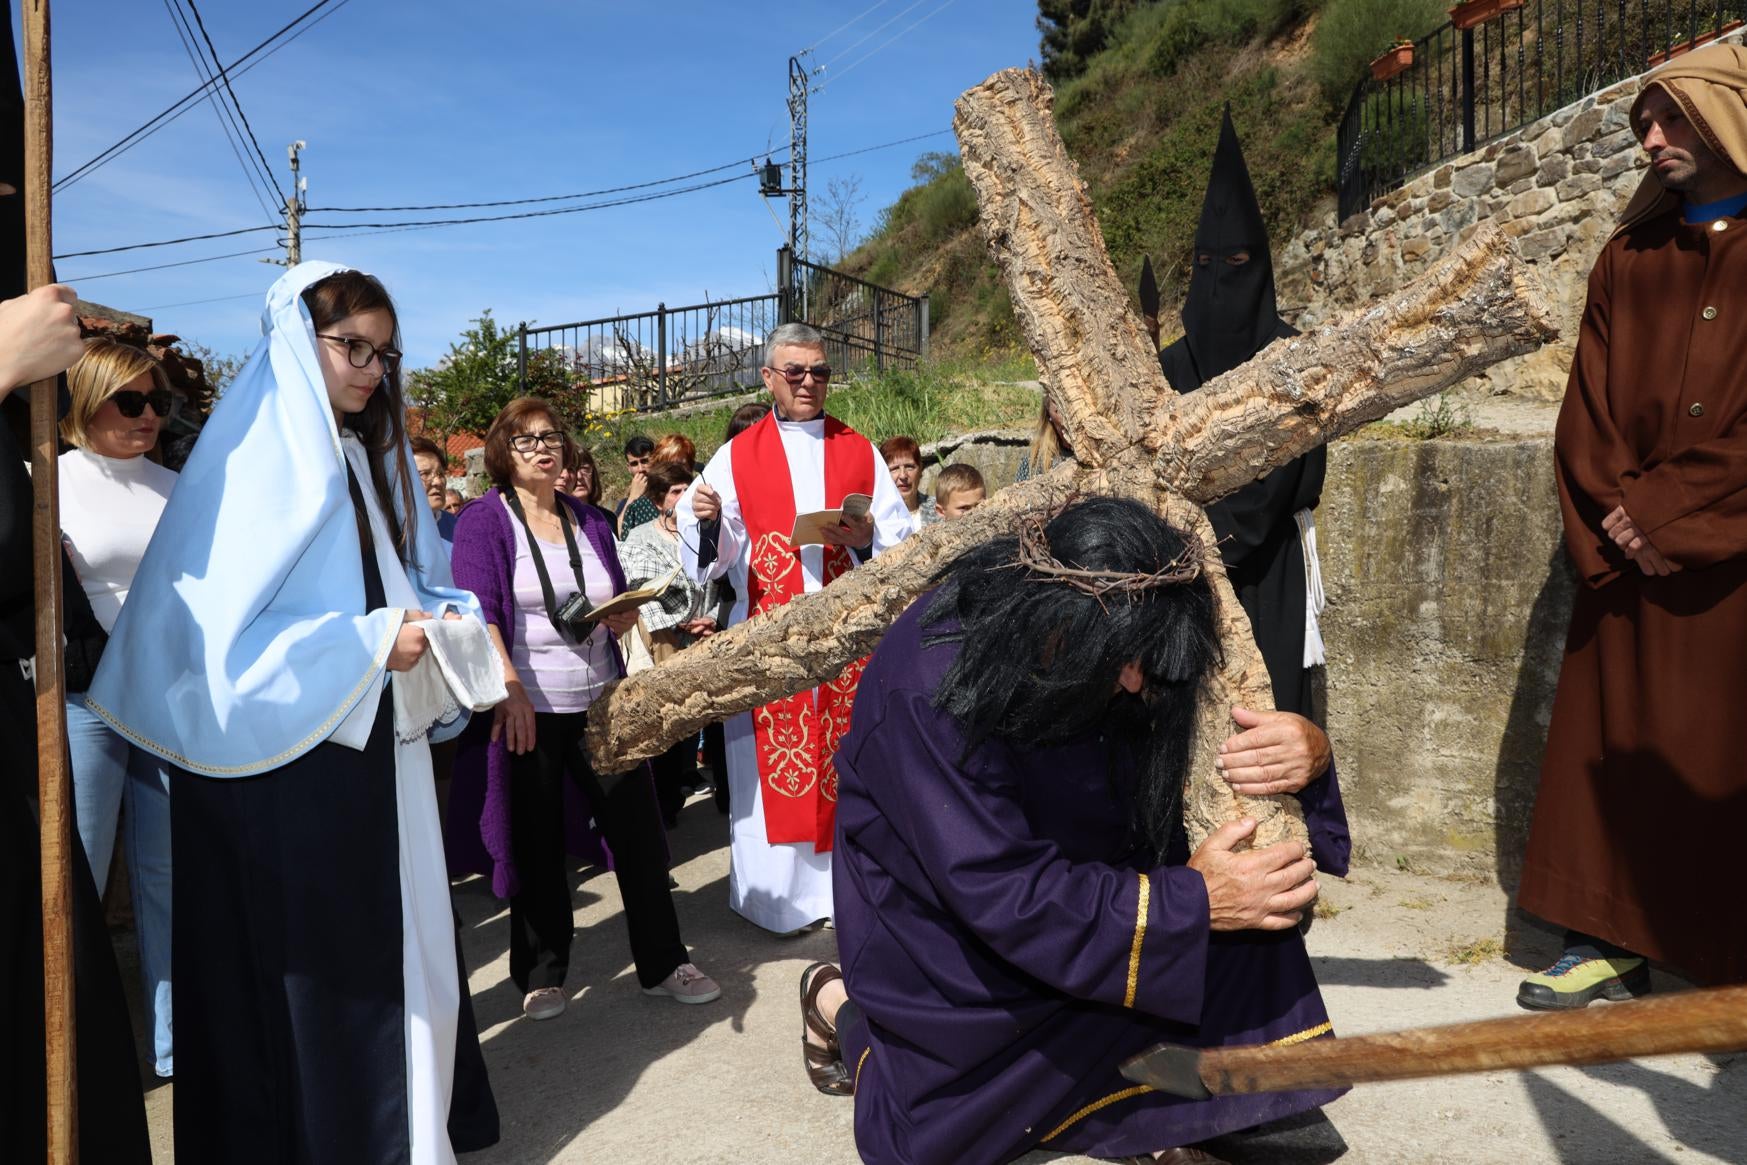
left=800, top=497, right=1350, bottom=1165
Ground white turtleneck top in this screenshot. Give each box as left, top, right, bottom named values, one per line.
left=58, top=447, right=178, bottom=633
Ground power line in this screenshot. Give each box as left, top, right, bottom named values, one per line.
left=59, top=244, right=284, bottom=284
left=54, top=223, right=282, bottom=260
left=312, top=153, right=771, bottom=213
left=56, top=129, right=957, bottom=267
left=183, top=0, right=288, bottom=202
left=812, top=127, right=953, bottom=166
left=54, top=0, right=348, bottom=193
left=160, top=0, right=281, bottom=220
left=820, top=0, right=936, bottom=68
left=800, top=0, right=897, bottom=54
left=131, top=291, right=264, bottom=312
left=305, top=172, right=755, bottom=230
left=828, top=0, right=963, bottom=86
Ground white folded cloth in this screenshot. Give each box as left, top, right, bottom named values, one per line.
left=1295, top=508, right=1327, bottom=669
left=393, top=616, right=509, bottom=743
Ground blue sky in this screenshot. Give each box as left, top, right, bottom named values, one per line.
left=38, top=0, right=1042, bottom=367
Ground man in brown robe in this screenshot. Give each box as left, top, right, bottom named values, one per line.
left=1516, top=43, right=1747, bottom=1008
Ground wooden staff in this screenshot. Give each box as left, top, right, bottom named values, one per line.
left=1121, top=984, right=1747, bottom=1099
left=22, top=0, right=77, bottom=1159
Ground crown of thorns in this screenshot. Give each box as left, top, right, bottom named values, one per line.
left=1008, top=510, right=1205, bottom=600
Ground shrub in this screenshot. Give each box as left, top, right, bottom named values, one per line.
left=1310, top=0, right=1447, bottom=107
left=908, top=164, right=980, bottom=246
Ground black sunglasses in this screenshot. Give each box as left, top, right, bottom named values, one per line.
left=767, top=363, right=833, bottom=384
left=111, top=388, right=173, bottom=419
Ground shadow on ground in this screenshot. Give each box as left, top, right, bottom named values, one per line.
left=455, top=793, right=839, bottom=1160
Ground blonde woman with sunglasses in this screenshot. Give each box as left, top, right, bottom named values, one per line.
left=58, top=336, right=180, bottom=1079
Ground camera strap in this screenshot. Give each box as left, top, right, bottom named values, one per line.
left=504, top=489, right=588, bottom=640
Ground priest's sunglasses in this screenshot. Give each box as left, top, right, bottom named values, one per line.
left=317, top=334, right=403, bottom=374
left=110, top=388, right=174, bottom=419
left=509, top=430, right=566, bottom=454
left=765, top=363, right=833, bottom=384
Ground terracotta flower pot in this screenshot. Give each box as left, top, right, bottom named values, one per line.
left=1370, top=44, right=1416, bottom=82
left=1449, top=0, right=1525, bottom=31
left=1648, top=20, right=1744, bottom=67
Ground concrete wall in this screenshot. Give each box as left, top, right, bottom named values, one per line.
left=1316, top=435, right=1572, bottom=882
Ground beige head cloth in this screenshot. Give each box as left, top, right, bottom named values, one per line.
left=1613, top=41, right=1747, bottom=238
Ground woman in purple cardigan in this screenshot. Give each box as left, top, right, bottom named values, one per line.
left=445, top=397, right=719, bottom=1022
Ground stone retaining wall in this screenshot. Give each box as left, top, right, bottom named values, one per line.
left=1277, top=29, right=1745, bottom=400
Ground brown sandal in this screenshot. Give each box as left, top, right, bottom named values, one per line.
left=800, top=961, right=852, bottom=1096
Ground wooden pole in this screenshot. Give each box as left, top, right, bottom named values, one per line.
left=1122, top=985, right=1747, bottom=1098
left=23, top=0, right=78, bottom=1159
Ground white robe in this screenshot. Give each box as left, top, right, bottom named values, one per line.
left=679, top=415, right=911, bottom=933
left=343, top=436, right=462, bottom=1165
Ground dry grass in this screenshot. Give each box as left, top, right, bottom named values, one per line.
left=1446, top=937, right=1505, bottom=967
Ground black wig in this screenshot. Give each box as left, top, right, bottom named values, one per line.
left=921, top=496, right=1222, bottom=858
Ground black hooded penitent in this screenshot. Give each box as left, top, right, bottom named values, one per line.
left=1157, top=107, right=1327, bottom=718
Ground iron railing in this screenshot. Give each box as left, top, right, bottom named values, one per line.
left=517, top=248, right=929, bottom=414
left=779, top=246, right=929, bottom=378
left=519, top=294, right=780, bottom=415
left=1338, top=1, right=1746, bottom=220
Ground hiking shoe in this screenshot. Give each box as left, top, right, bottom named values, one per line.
left=1517, top=947, right=1650, bottom=1011
left=643, top=962, right=721, bottom=1004
left=522, top=987, right=566, bottom=1021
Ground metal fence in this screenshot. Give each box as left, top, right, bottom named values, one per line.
left=1337, top=1, right=1746, bottom=220
left=780, top=247, right=929, bottom=379
left=517, top=248, right=929, bottom=414
left=518, top=294, right=780, bottom=415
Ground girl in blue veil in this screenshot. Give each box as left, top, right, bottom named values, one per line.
left=88, top=262, right=499, bottom=1163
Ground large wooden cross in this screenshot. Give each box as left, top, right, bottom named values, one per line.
left=587, top=70, right=1557, bottom=850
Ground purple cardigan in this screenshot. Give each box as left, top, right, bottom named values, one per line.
left=443, top=486, right=638, bottom=898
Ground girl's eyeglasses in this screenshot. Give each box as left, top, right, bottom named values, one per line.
left=317, top=334, right=403, bottom=374
left=111, top=388, right=173, bottom=419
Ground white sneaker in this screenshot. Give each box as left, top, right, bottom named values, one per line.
left=522, top=987, right=566, bottom=1021
left=642, top=962, right=721, bottom=1004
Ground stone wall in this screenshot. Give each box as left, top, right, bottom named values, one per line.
left=1277, top=27, right=1746, bottom=400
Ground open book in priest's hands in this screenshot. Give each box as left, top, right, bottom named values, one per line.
left=584, top=565, right=682, bottom=622
left=789, top=493, right=873, bottom=546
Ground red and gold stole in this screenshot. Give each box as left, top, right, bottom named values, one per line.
left=730, top=411, right=875, bottom=853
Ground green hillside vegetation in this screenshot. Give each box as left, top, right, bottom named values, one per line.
left=843, top=0, right=1447, bottom=357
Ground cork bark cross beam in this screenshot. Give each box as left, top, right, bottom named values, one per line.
left=587, top=68, right=1557, bottom=850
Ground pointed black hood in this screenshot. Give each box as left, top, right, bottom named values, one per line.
left=1176, top=107, right=1284, bottom=386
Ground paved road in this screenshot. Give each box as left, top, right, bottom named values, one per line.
left=142, top=791, right=1745, bottom=1163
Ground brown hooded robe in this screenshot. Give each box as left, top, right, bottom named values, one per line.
left=1517, top=43, right=1747, bottom=986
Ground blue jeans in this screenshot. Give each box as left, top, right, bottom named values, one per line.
left=67, top=695, right=174, bottom=1076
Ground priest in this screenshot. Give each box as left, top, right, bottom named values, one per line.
left=1157, top=109, right=1327, bottom=718
left=807, top=497, right=1350, bottom=1165
left=679, top=322, right=911, bottom=933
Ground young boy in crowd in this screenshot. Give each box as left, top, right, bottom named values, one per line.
left=933, top=463, right=985, bottom=520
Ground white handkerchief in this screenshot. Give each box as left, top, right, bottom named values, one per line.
left=392, top=617, right=509, bottom=743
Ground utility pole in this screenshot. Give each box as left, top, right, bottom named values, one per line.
left=265, top=140, right=307, bottom=267
left=787, top=55, right=809, bottom=266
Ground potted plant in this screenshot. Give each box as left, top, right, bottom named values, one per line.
left=1371, top=38, right=1416, bottom=82
left=1449, top=0, right=1525, bottom=31
left=1648, top=19, right=1744, bottom=66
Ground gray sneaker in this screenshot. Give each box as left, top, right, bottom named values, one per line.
left=522, top=987, right=566, bottom=1021
left=642, top=962, right=721, bottom=1004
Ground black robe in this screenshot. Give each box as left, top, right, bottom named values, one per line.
left=1158, top=107, right=1326, bottom=717
left=1160, top=335, right=1325, bottom=717
left=0, top=419, right=152, bottom=1163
